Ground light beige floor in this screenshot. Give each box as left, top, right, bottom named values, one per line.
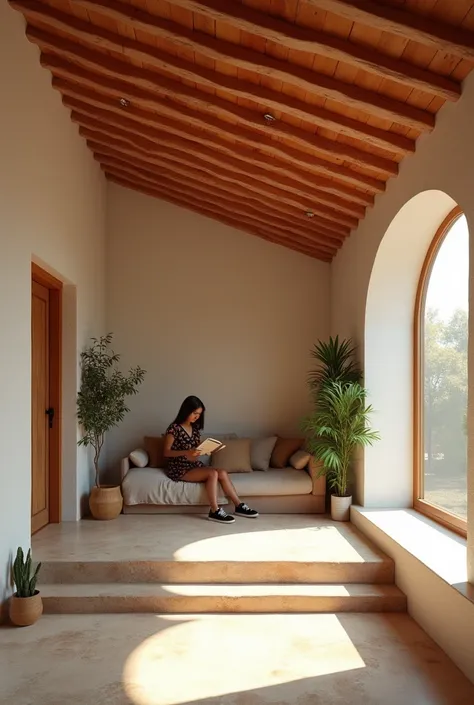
left=2, top=612, right=474, bottom=704
left=32, top=514, right=388, bottom=564
left=4, top=516, right=473, bottom=702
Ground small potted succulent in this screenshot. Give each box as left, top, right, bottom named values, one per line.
left=77, top=334, right=145, bottom=520
left=9, top=547, right=43, bottom=626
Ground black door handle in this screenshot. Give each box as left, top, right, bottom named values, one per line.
left=45, top=408, right=55, bottom=429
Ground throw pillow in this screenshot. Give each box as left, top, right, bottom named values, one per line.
left=290, top=449, right=311, bottom=470
left=199, top=434, right=238, bottom=467
left=129, top=448, right=149, bottom=468
left=270, top=437, right=304, bottom=468
left=251, top=436, right=278, bottom=471
left=144, top=436, right=166, bottom=468
left=211, top=438, right=252, bottom=473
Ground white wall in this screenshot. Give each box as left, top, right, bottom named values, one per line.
left=105, top=184, right=330, bottom=474
left=352, top=509, right=474, bottom=684
left=0, top=4, right=106, bottom=612
left=363, top=190, right=457, bottom=508
left=331, top=71, right=474, bottom=676
left=331, top=73, right=474, bottom=524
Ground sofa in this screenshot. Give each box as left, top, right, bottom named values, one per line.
left=121, top=434, right=326, bottom=514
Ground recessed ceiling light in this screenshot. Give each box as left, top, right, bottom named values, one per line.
left=263, top=113, right=276, bottom=123
left=305, top=210, right=315, bottom=218
left=119, top=98, right=130, bottom=108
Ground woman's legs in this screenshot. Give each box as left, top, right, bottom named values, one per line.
left=181, top=468, right=240, bottom=508
left=215, top=469, right=241, bottom=506
left=181, top=467, right=259, bottom=519
left=181, top=468, right=219, bottom=511
left=215, top=469, right=259, bottom=518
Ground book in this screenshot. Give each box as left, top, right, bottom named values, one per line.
left=196, top=438, right=226, bottom=455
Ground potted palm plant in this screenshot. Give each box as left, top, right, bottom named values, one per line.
left=9, top=548, right=42, bottom=626
left=304, top=335, right=362, bottom=513
left=77, top=334, right=145, bottom=520
left=308, top=336, right=362, bottom=393
left=303, top=381, right=380, bottom=521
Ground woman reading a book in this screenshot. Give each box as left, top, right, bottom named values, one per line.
left=164, top=395, right=259, bottom=524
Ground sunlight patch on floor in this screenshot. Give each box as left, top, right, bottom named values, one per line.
left=159, top=584, right=352, bottom=596
left=355, top=508, right=467, bottom=583
left=173, top=526, right=366, bottom=562
left=123, top=614, right=365, bottom=705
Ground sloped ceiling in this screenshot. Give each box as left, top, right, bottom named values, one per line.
left=11, top=0, right=474, bottom=260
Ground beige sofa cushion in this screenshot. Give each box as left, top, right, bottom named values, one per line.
left=122, top=466, right=312, bottom=506
left=232, top=467, right=312, bottom=497
left=144, top=436, right=166, bottom=468
left=251, top=436, right=278, bottom=471
left=199, top=433, right=238, bottom=466
left=122, top=467, right=226, bottom=506
left=290, top=449, right=311, bottom=470
left=270, top=437, right=304, bottom=468
left=142, top=432, right=237, bottom=469
left=211, top=439, right=252, bottom=473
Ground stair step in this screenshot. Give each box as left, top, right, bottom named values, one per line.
left=40, top=559, right=394, bottom=585
left=41, top=583, right=406, bottom=614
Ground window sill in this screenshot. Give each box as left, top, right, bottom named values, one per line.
left=351, top=506, right=473, bottom=603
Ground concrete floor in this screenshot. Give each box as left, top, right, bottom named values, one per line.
left=32, top=514, right=388, bottom=564
left=1, top=516, right=473, bottom=704
left=2, top=612, right=474, bottom=704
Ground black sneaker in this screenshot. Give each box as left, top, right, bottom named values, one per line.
left=208, top=507, right=235, bottom=524
left=235, top=502, right=259, bottom=518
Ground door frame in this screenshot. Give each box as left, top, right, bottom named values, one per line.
left=32, top=262, right=62, bottom=526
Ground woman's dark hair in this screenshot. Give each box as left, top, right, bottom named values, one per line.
left=173, top=396, right=206, bottom=430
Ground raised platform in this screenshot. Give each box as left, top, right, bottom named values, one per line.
left=6, top=516, right=473, bottom=704
left=34, top=515, right=406, bottom=614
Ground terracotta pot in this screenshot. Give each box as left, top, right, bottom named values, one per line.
left=331, top=494, right=352, bottom=522
left=9, top=591, right=43, bottom=626
left=89, top=485, right=123, bottom=520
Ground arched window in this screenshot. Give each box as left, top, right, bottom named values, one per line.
left=414, top=207, right=468, bottom=535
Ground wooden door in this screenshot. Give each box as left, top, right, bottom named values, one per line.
left=31, top=281, right=50, bottom=533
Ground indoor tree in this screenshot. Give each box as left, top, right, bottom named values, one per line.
left=77, top=333, right=146, bottom=488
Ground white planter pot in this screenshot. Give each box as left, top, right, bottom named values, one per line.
left=331, top=495, right=352, bottom=522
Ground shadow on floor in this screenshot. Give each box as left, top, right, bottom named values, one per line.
left=2, top=611, right=473, bottom=705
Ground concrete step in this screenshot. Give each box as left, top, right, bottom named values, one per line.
left=41, top=582, right=406, bottom=614
left=40, top=558, right=395, bottom=585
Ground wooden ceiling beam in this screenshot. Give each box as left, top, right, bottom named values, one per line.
left=69, top=0, right=435, bottom=130
left=91, top=149, right=347, bottom=243
left=164, top=0, right=461, bottom=101
left=45, top=58, right=399, bottom=177
left=73, top=119, right=367, bottom=222
left=85, top=137, right=354, bottom=236
left=59, top=86, right=386, bottom=194
left=82, top=130, right=358, bottom=232
left=309, top=0, right=474, bottom=61
left=45, top=53, right=398, bottom=183
left=66, top=100, right=379, bottom=204
left=26, top=24, right=417, bottom=154
left=105, top=172, right=333, bottom=261
left=94, top=153, right=339, bottom=252
left=101, top=164, right=337, bottom=256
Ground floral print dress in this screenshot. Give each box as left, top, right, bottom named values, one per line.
left=165, top=423, right=204, bottom=482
